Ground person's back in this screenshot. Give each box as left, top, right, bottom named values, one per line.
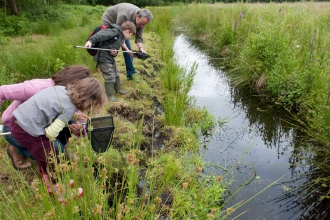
left=88, top=24, right=125, bottom=64
left=13, top=86, right=76, bottom=137
left=102, top=3, right=139, bottom=26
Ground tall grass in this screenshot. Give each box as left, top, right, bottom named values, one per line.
left=0, top=4, right=247, bottom=220
left=176, top=2, right=330, bottom=204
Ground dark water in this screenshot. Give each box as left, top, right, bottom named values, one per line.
left=174, top=34, right=328, bottom=220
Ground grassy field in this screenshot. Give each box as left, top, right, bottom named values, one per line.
left=2, top=2, right=329, bottom=219
left=0, top=5, right=240, bottom=219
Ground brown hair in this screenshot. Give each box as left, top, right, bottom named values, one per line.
left=52, top=65, right=91, bottom=86
left=121, top=21, right=136, bottom=35
left=66, top=77, right=107, bottom=114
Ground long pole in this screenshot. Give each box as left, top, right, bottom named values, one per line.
left=74, top=46, right=136, bottom=53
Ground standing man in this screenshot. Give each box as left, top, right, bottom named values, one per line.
left=102, top=3, right=153, bottom=81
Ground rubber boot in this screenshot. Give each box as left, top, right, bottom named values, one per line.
left=104, top=82, right=117, bottom=102
left=114, top=76, right=128, bottom=95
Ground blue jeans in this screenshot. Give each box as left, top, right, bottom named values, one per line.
left=123, top=39, right=136, bottom=79
left=3, top=125, right=67, bottom=160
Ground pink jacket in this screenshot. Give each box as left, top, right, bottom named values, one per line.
left=0, top=79, right=86, bottom=137
left=1, top=79, right=53, bottom=126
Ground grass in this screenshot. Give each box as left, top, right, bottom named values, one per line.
left=0, top=5, right=248, bottom=219
left=175, top=1, right=330, bottom=212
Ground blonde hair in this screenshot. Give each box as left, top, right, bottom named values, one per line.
left=66, top=77, right=107, bottom=114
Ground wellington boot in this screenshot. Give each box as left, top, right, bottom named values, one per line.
left=7, top=145, right=32, bottom=170
left=105, top=82, right=117, bottom=102
left=114, top=76, right=128, bottom=94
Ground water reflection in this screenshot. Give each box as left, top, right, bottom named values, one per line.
left=174, top=34, right=329, bottom=219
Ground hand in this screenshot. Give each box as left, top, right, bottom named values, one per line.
left=129, top=50, right=135, bottom=57
left=110, top=49, right=118, bottom=56
left=139, top=47, right=146, bottom=54
left=85, top=41, right=92, bottom=48
left=76, top=112, right=89, bottom=122
left=69, top=123, right=83, bottom=136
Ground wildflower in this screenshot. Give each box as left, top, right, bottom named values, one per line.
left=92, top=204, right=103, bottom=215
left=195, top=166, right=202, bottom=173
left=233, top=21, right=237, bottom=30
left=207, top=213, right=214, bottom=219
left=100, top=168, right=108, bottom=179
left=182, top=182, right=189, bottom=190
left=70, top=161, right=79, bottom=171
left=133, top=159, right=140, bottom=166
left=35, top=193, right=43, bottom=201
left=31, top=179, right=40, bottom=190
left=211, top=208, right=218, bottom=214
left=55, top=163, right=71, bottom=173
left=124, top=205, right=130, bottom=213
left=127, top=153, right=135, bottom=164
left=96, top=156, right=105, bottom=164
left=150, top=204, right=156, bottom=212
left=226, top=207, right=235, bottom=215
left=296, top=45, right=300, bottom=48
left=73, top=206, right=80, bottom=214
left=83, top=155, right=90, bottom=162
left=217, top=175, right=223, bottom=182
left=116, top=213, right=123, bottom=220
left=154, top=197, right=162, bottom=204
left=7, top=185, right=13, bottom=192
left=45, top=207, right=56, bottom=219
left=240, top=11, right=243, bottom=18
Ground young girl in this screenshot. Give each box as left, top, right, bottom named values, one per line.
left=8, top=77, right=107, bottom=197
left=1, top=65, right=91, bottom=169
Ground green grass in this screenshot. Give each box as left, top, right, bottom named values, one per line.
left=176, top=2, right=330, bottom=203
left=0, top=4, right=248, bottom=220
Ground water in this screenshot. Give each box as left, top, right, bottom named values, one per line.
left=173, top=34, right=311, bottom=220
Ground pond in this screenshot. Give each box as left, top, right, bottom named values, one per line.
left=173, top=34, right=327, bottom=220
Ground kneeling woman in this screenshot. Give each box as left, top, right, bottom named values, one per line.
left=9, top=77, right=107, bottom=196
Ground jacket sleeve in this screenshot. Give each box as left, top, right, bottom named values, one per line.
left=0, top=82, right=29, bottom=107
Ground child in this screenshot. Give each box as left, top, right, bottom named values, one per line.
left=85, top=21, right=136, bottom=102
left=8, top=77, right=107, bottom=197
left=0, top=65, right=91, bottom=169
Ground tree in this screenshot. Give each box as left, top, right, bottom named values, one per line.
left=8, top=0, right=19, bottom=15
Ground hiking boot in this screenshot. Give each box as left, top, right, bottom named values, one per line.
left=114, top=76, right=128, bottom=95
left=7, top=145, right=32, bottom=170
left=105, top=82, right=117, bottom=102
